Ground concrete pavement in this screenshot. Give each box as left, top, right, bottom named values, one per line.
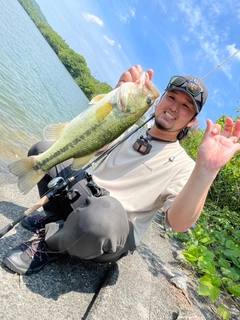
left=0, top=160, right=226, bottom=319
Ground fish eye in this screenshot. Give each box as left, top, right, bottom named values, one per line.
left=146, top=97, right=152, bottom=104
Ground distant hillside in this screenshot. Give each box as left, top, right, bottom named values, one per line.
left=18, top=0, right=112, bottom=99
left=18, top=0, right=49, bottom=25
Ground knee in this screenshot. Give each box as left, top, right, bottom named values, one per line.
left=87, top=196, right=128, bottom=232
left=28, top=141, right=54, bottom=156
left=68, top=196, right=128, bottom=237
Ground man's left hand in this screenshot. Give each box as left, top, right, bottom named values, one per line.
left=197, top=117, right=240, bottom=172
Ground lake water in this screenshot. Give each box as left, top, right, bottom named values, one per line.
left=0, top=0, right=89, bottom=163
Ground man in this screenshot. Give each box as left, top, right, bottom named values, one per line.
left=3, top=65, right=240, bottom=275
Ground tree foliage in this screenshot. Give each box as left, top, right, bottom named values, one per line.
left=18, top=0, right=113, bottom=100
left=18, top=0, right=49, bottom=25
left=176, top=115, right=240, bottom=318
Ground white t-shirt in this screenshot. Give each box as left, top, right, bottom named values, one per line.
left=92, top=126, right=195, bottom=245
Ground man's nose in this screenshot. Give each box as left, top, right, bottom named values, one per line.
left=169, top=102, right=178, bottom=112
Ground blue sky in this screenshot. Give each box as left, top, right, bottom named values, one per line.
left=35, top=0, right=240, bottom=128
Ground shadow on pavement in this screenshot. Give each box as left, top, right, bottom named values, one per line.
left=0, top=201, right=119, bottom=301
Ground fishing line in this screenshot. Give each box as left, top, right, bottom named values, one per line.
left=2, top=50, right=240, bottom=238
left=201, top=49, right=240, bottom=80
left=40, top=114, right=155, bottom=199
left=0, top=115, right=155, bottom=238
left=21, top=49, right=240, bottom=196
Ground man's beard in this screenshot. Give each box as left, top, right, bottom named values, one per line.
left=154, top=116, right=190, bottom=134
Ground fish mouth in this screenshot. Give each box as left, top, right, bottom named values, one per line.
left=145, top=79, right=160, bottom=99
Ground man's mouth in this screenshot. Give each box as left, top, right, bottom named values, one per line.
left=164, top=111, right=176, bottom=120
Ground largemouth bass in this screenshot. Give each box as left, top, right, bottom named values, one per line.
left=8, top=72, right=160, bottom=194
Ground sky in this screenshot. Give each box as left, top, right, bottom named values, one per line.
left=35, top=0, right=240, bottom=128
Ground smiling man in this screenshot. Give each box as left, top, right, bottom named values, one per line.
left=144, top=74, right=207, bottom=141
left=3, top=65, right=240, bottom=275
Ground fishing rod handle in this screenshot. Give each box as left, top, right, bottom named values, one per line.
left=0, top=196, right=49, bottom=239
left=0, top=215, right=25, bottom=238
left=24, top=195, right=49, bottom=216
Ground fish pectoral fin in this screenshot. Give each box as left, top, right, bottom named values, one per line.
left=89, top=94, right=106, bottom=105
left=71, top=153, right=96, bottom=170
left=43, top=123, right=68, bottom=141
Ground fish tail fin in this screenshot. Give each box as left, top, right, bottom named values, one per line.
left=8, top=157, right=46, bottom=194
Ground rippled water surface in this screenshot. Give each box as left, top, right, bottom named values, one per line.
left=0, top=0, right=89, bottom=163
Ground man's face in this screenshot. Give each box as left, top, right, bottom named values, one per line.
left=154, top=89, right=197, bottom=133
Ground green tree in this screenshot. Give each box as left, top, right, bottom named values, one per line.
left=18, top=0, right=113, bottom=100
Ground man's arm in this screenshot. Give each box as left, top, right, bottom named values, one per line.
left=116, top=65, right=240, bottom=232
left=167, top=118, right=240, bottom=232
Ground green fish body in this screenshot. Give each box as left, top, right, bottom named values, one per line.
left=8, top=72, right=160, bottom=194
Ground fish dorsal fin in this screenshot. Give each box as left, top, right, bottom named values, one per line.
left=89, top=94, right=106, bottom=105
left=71, top=152, right=96, bottom=170
left=43, top=123, right=67, bottom=141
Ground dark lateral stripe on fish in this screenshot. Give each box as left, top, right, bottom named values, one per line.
left=33, top=121, right=110, bottom=171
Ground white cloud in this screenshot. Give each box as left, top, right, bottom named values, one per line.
left=118, top=6, right=136, bottom=23
left=177, top=1, right=202, bottom=29
left=175, top=0, right=237, bottom=80
left=167, top=38, right=184, bottom=73
left=81, top=12, right=104, bottom=27
left=226, top=44, right=240, bottom=61
left=201, top=41, right=232, bottom=80
left=130, top=8, right=136, bottom=17
left=103, top=35, right=115, bottom=46
left=104, top=49, right=109, bottom=55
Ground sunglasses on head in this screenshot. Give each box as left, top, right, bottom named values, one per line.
left=166, top=76, right=204, bottom=111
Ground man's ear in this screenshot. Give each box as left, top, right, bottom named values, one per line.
left=186, top=117, right=197, bottom=128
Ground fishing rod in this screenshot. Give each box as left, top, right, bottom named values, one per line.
left=1, top=49, right=240, bottom=238
left=0, top=115, right=154, bottom=238
left=202, top=49, right=240, bottom=80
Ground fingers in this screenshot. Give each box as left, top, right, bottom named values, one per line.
left=147, top=69, right=154, bottom=81
left=127, top=65, right=143, bottom=82
left=232, top=119, right=240, bottom=138
left=204, top=120, right=223, bottom=138
left=211, top=124, right=222, bottom=135
left=115, top=65, right=142, bottom=88
left=205, top=118, right=240, bottom=143
left=221, top=118, right=240, bottom=140
left=221, top=117, right=234, bottom=137
left=115, top=65, right=153, bottom=88
left=204, top=119, right=213, bottom=135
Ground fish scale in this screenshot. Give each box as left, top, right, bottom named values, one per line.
left=8, top=72, right=160, bottom=194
